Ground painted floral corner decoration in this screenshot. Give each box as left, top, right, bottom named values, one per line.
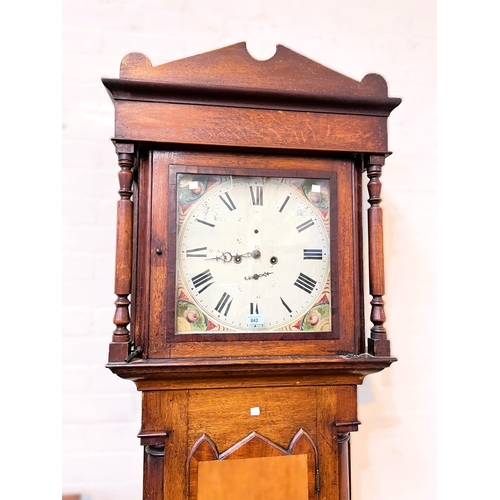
left=301, top=301, right=332, bottom=332
left=301, top=179, right=330, bottom=218
left=176, top=299, right=208, bottom=333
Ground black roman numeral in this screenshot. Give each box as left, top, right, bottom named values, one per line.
left=250, top=303, right=259, bottom=314
left=186, top=247, right=208, bottom=258
left=303, top=249, right=323, bottom=260
left=195, top=218, right=215, bottom=228
left=191, top=269, right=214, bottom=293
left=280, top=297, right=292, bottom=314
left=296, top=219, right=314, bottom=233
left=215, top=292, right=233, bottom=316
left=294, top=273, right=317, bottom=294
left=219, top=192, right=237, bottom=211
left=279, top=195, right=290, bottom=213
left=250, top=186, right=263, bottom=206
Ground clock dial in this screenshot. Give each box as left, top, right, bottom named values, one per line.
left=175, top=175, right=331, bottom=334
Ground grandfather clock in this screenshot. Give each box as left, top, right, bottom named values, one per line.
left=102, top=43, right=400, bottom=499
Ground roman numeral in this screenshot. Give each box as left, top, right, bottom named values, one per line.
left=280, top=297, right=292, bottom=314
left=294, top=273, right=317, bottom=294
left=250, top=303, right=259, bottom=314
left=195, top=218, right=215, bottom=228
left=279, top=195, right=290, bottom=213
left=215, top=292, right=233, bottom=316
left=296, top=219, right=315, bottom=233
left=219, top=192, right=236, bottom=211
left=303, top=249, right=323, bottom=260
left=250, top=186, right=263, bottom=206
left=186, top=247, right=208, bottom=258
left=297, top=219, right=314, bottom=233
left=191, top=269, right=214, bottom=293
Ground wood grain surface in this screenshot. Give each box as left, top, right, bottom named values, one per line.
left=103, top=42, right=400, bottom=500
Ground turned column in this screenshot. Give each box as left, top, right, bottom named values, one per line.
left=138, top=431, right=168, bottom=500
left=337, top=432, right=351, bottom=500
left=366, top=154, right=391, bottom=356
left=108, top=142, right=135, bottom=362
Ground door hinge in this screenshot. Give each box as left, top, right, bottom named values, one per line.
left=125, top=345, right=143, bottom=363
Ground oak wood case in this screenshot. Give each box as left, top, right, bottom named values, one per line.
left=103, top=42, right=400, bottom=499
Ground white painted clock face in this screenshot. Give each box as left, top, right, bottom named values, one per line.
left=176, top=175, right=331, bottom=333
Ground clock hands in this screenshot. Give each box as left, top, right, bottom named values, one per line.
left=204, top=251, right=233, bottom=263
left=205, top=249, right=261, bottom=263
left=204, top=249, right=271, bottom=280
left=245, top=272, right=273, bottom=281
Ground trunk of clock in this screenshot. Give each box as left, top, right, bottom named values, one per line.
left=139, top=385, right=359, bottom=500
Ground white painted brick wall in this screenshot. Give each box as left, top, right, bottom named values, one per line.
left=59, top=0, right=438, bottom=499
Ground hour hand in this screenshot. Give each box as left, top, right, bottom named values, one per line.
left=205, top=251, right=233, bottom=263
left=245, top=271, right=273, bottom=280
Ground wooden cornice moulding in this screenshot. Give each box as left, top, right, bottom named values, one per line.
left=102, top=42, right=401, bottom=118
left=102, top=42, right=401, bottom=152
left=106, top=354, right=396, bottom=390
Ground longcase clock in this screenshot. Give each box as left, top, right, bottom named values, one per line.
left=102, top=42, right=401, bottom=499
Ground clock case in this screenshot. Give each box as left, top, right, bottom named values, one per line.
left=102, top=43, right=400, bottom=499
